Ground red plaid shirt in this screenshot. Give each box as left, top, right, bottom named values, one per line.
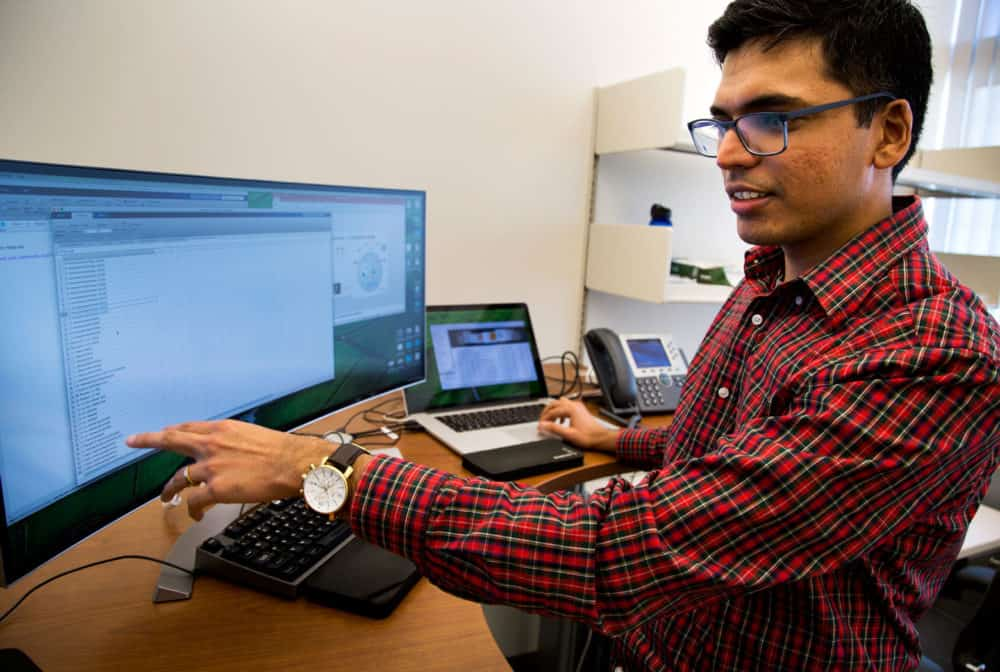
left=350, top=196, right=1000, bottom=671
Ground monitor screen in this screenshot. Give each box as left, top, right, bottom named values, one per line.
left=0, top=158, right=426, bottom=585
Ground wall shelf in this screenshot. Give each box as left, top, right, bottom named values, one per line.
left=897, top=147, right=1000, bottom=198
left=588, top=68, right=737, bottom=305
left=585, top=223, right=734, bottom=304
left=595, top=69, right=686, bottom=155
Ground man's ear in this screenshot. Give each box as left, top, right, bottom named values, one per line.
left=873, top=98, right=913, bottom=170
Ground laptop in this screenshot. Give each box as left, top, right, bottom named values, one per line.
left=405, top=303, right=565, bottom=456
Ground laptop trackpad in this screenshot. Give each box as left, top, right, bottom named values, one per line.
left=502, top=424, right=546, bottom=444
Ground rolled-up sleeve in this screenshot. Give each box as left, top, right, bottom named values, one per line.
left=349, top=347, right=998, bottom=636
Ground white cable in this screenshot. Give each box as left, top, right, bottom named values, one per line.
left=575, top=629, right=594, bottom=672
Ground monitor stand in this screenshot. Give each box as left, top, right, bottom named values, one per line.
left=152, top=502, right=243, bottom=603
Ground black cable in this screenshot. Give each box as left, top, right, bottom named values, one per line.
left=335, top=398, right=405, bottom=436
left=561, top=352, right=571, bottom=396
left=362, top=405, right=406, bottom=423
left=543, top=350, right=582, bottom=398
left=293, top=410, right=419, bottom=451
left=563, top=350, right=581, bottom=398
left=0, top=555, right=194, bottom=625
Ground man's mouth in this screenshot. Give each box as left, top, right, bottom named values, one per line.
left=732, top=190, right=768, bottom=201
left=726, top=187, right=773, bottom=216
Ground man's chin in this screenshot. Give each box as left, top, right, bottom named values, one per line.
left=736, top=217, right=784, bottom=247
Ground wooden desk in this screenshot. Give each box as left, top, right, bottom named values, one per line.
left=0, top=395, right=621, bottom=672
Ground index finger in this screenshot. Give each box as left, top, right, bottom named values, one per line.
left=165, top=420, right=224, bottom=435
left=125, top=429, right=202, bottom=458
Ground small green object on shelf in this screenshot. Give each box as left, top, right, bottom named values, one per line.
left=670, top=259, right=733, bottom=286
left=696, top=266, right=730, bottom=286
left=670, top=259, right=698, bottom=279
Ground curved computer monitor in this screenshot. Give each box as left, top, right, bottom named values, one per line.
left=0, top=159, right=426, bottom=585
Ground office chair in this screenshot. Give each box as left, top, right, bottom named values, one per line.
left=918, top=468, right=1000, bottom=672
left=949, top=468, right=1000, bottom=672
left=950, top=561, right=999, bottom=671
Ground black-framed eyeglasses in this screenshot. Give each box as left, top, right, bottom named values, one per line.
left=687, top=92, right=896, bottom=158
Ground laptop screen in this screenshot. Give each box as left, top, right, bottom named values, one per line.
left=405, top=304, right=547, bottom=412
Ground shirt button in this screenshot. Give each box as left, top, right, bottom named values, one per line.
left=795, top=296, right=804, bottom=306
left=751, top=313, right=764, bottom=326
left=717, top=386, right=730, bottom=399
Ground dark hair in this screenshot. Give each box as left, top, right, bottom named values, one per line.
left=707, top=0, right=932, bottom=180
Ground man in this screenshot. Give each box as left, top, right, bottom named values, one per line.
left=128, top=1, right=1000, bottom=669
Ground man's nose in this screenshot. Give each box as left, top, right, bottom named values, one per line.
left=715, top=127, right=760, bottom=170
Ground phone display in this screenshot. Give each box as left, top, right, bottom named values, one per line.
left=626, top=338, right=672, bottom=368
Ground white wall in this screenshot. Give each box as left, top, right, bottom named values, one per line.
left=0, top=0, right=729, bottom=359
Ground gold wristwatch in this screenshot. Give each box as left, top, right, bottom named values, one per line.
left=301, top=443, right=369, bottom=519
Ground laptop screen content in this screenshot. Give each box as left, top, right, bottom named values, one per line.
left=406, top=304, right=547, bottom=412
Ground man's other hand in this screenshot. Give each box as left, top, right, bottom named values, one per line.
left=539, top=398, right=620, bottom=453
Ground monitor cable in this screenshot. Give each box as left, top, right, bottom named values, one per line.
left=0, top=555, right=193, bottom=626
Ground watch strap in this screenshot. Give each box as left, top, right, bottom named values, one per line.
left=328, top=442, right=369, bottom=472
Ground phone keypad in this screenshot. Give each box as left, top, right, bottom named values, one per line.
left=637, top=376, right=666, bottom=408
left=636, top=375, right=686, bottom=411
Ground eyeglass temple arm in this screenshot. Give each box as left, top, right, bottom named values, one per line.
left=780, top=92, right=897, bottom=121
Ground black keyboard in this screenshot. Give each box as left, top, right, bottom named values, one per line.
left=195, top=497, right=353, bottom=599
left=438, top=403, right=545, bottom=432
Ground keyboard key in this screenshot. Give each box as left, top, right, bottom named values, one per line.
left=200, top=537, right=222, bottom=553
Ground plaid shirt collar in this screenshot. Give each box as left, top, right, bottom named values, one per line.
left=743, top=196, right=927, bottom=327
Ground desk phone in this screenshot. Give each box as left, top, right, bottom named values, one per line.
left=584, top=329, right=688, bottom=416
left=621, top=333, right=688, bottom=413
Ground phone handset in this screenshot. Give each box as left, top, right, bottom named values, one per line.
left=584, top=328, right=641, bottom=427
left=584, top=328, right=687, bottom=425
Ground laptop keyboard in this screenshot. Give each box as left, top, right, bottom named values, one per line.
left=438, top=403, right=545, bottom=432
left=195, top=497, right=353, bottom=599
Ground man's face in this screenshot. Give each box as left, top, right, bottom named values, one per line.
left=711, top=38, right=885, bottom=264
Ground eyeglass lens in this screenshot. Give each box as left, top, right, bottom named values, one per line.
left=691, top=113, right=787, bottom=157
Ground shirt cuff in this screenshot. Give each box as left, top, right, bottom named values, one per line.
left=617, top=427, right=662, bottom=466
left=347, top=454, right=461, bottom=560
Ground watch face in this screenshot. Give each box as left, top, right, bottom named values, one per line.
left=303, top=465, right=349, bottom=514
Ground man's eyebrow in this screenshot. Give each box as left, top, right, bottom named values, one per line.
left=709, top=93, right=811, bottom=118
